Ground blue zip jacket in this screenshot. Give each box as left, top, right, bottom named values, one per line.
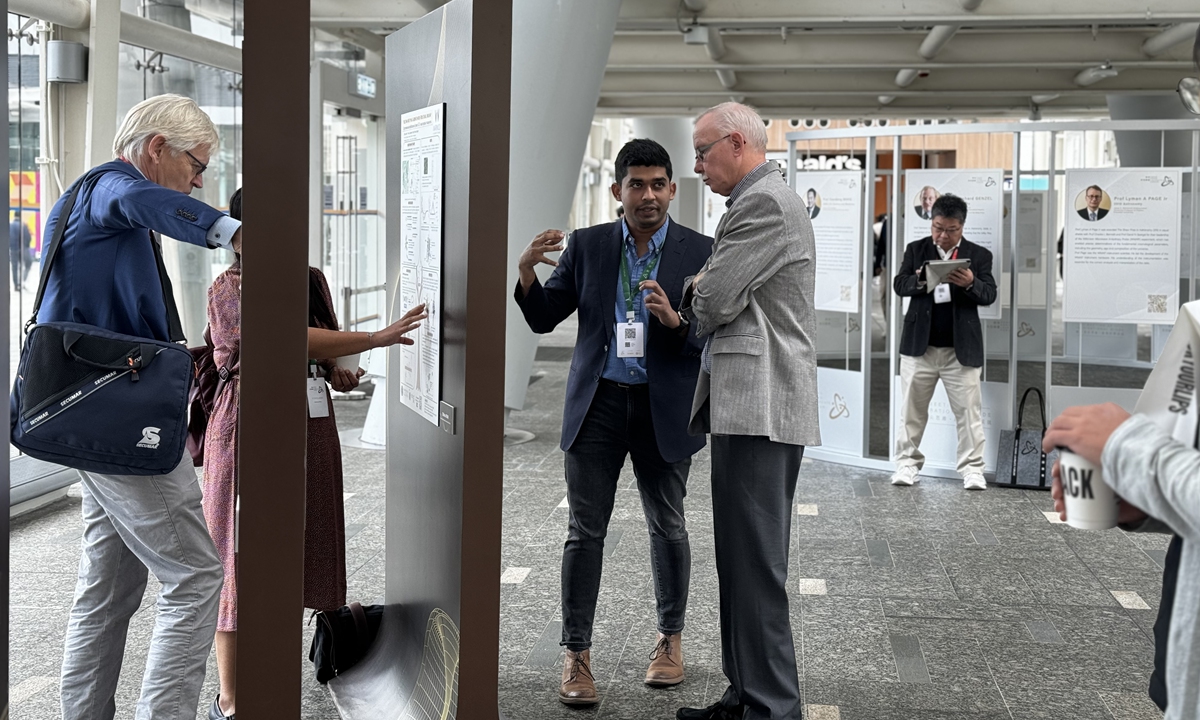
left=36, top=160, right=227, bottom=342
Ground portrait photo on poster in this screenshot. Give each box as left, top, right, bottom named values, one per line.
left=804, top=187, right=823, bottom=219
left=913, top=185, right=940, bottom=220
left=1074, top=184, right=1112, bottom=222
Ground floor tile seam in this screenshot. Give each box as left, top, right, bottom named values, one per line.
left=1094, top=688, right=1122, bottom=719
left=344, top=550, right=384, bottom=580
left=607, top=621, right=638, bottom=685
left=1058, top=525, right=1141, bottom=602
left=1117, top=602, right=1158, bottom=647
left=974, top=634, right=1016, bottom=719
left=927, top=525, right=963, bottom=604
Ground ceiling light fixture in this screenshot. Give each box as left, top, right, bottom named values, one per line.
left=1074, top=63, right=1119, bottom=87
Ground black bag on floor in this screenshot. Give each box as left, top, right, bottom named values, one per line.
left=309, top=602, right=384, bottom=683
left=10, top=173, right=194, bottom=476
left=994, top=387, right=1058, bottom=490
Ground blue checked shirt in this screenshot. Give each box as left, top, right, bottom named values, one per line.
left=601, top=217, right=670, bottom=384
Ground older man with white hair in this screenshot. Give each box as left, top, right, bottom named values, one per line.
left=677, top=103, right=819, bottom=720
left=39, top=94, right=237, bottom=719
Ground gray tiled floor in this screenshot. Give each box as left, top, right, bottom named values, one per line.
left=8, top=315, right=1171, bottom=719
left=496, top=323, right=1168, bottom=720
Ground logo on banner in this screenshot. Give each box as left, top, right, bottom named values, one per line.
left=1017, top=322, right=1036, bottom=338
left=1163, top=176, right=1176, bottom=187
left=829, top=394, right=850, bottom=420
left=985, top=177, right=997, bottom=187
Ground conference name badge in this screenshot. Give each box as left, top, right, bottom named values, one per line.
left=617, top=320, right=645, bottom=358
left=934, top=283, right=952, bottom=304
left=307, top=377, right=330, bottom=418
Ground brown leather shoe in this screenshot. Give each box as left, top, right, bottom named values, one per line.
left=645, top=633, right=685, bottom=686
left=559, top=649, right=599, bottom=705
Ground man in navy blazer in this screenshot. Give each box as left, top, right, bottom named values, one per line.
left=37, top=95, right=236, bottom=720
left=515, top=139, right=712, bottom=707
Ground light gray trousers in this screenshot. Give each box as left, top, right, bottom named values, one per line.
left=60, top=454, right=223, bottom=720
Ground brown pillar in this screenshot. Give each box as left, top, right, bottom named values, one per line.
left=236, top=1, right=311, bottom=716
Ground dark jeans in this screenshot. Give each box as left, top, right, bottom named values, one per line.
left=560, top=380, right=692, bottom=652
left=710, top=434, right=804, bottom=720
left=1150, top=535, right=1182, bottom=712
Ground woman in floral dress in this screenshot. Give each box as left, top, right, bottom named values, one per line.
left=203, top=188, right=427, bottom=719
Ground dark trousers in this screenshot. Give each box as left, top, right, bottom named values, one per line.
left=710, top=434, right=804, bottom=720
left=560, top=380, right=692, bottom=652
left=1149, top=535, right=1183, bottom=712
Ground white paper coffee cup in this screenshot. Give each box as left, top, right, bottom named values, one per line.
left=335, top=352, right=361, bottom=371
left=1058, top=449, right=1119, bottom=531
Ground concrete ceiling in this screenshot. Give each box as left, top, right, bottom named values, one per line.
left=309, top=0, right=1200, bottom=118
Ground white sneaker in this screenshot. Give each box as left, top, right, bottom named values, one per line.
left=890, top=466, right=920, bottom=486
left=963, top=472, right=987, bottom=491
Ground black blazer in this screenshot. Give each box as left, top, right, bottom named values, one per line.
left=893, top=236, right=997, bottom=368
left=514, top=219, right=713, bottom=463
left=1078, top=207, right=1108, bottom=221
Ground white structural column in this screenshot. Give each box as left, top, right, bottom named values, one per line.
left=503, top=0, right=622, bottom=415
left=84, top=0, right=121, bottom=169
left=630, top=118, right=698, bottom=179
left=630, top=117, right=702, bottom=230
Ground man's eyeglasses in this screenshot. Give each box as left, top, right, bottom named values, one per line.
left=694, top=134, right=732, bottom=163
left=931, top=223, right=962, bottom=237
left=185, top=150, right=208, bottom=177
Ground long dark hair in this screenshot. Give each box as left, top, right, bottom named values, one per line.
left=308, top=268, right=338, bottom=330
left=229, top=187, right=337, bottom=330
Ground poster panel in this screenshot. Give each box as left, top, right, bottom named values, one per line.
left=904, top=169, right=1005, bottom=320
left=1063, top=322, right=1138, bottom=362
left=1063, top=168, right=1181, bottom=323
left=701, top=182, right=726, bottom=238
left=984, top=308, right=1047, bottom=360
left=398, top=103, right=445, bottom=425
left=796, top=171, right=864, bottom=313
left=815, top=310, right=863, bottom=358
left=892, top=380, right=1011, bottom=473
left=816, top=367, right=863, bottom=456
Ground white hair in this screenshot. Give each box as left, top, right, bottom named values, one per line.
left=697, top=102, right=768, bottom=152
left=113, top=94, right=219, bottom=165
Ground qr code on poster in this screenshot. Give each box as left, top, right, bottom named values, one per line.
left=624, top=327, right=637, bottom=339
left=840, top=285, right=852, bottom=302
left=1148, top=294, right=1168, bottom=314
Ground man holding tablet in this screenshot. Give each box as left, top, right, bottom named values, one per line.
left=891, top=194, right=997, bottom=490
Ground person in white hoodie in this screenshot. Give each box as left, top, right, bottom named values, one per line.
left=1044, top=402, right=1200, bottom=720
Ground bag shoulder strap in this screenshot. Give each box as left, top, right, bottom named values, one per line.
left=27, top=177, right=87, bottom=333
left=1016, top=386, right=1047, bottom=430
left=28, top=169, right=187, bottom=344
left=150, top=231, right=186, bottom=343
left=349, top=601, right=370, bottom=657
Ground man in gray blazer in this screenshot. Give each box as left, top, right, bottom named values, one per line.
left=677, top=102, right=821, bottom=720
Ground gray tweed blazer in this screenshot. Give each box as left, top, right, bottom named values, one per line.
left=682, top=162, right=821, bottom=447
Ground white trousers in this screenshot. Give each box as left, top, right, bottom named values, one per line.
left=896, top=346, right=986, bottom=476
